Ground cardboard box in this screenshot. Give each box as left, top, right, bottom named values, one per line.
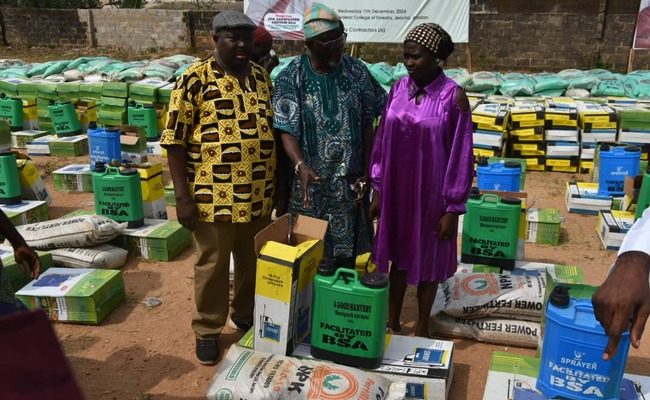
left=0, top=200, right=49, bottom=226
left=129, top=78, right=168, bottom=103
left=164, top=182, right=175, bottom=206
left=526, top=208, right=561, bottom=245
left=78, top=81, right=103, bottom=100
left=11, top=129, right=48, bottom=149
left=52, top=164, right=93, bottom=192
left=143, top=197, right=168, bottom=220
left=482, top=351, right=650, bottom=400
left=113, top=219, right=191, bottom=261
left=579, top=159, right=594, bottom=174
left=544, top=156, right=579, bottom=173
left=239, top=330, right=454, bottom=400
left=253, top=214, right=327, bottom=355
left=545, top=141, right=579, bottom=158
left=49, top=134, right=88, bottom=157
left=120, top=125, right=147, bottom=154
left=0, top=245, right=53, bottom=293
left=597, top=209, right=634, bottom=250
left=121, top=151, right=148, bottom=164
left=473, top=130, right=505, bottom=149
left=294, top=335, right=454, bottom=400
left=102, top=82, right=129, bottom=99
left=26, top=134, right=56, bottom=156
left=56, top=81, right=80, bottom=101
left=75, top=99, right=97, bottom=126
left=472, top=103, right=509, bottom=129
left=624, top=174, right=643, bottom=203
left=544, top=129, right=579, bottom=142
left=16, top=267, right=125, bottom=324
left=565, top=181, right=613, bottom=215
left=473, top=146, right=505, bottom=159
left=16, top=159, right=52, bottom=205
left=509, top=126, right=545, bottom=141
left=159, top=82, right=175, bottom=105
left=145, top=140, right=164, bottom=156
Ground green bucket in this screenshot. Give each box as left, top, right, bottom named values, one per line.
left=461, top=189, right=521, bottom=270
left=93, top=163, right=144, bottom=228
left=310, top=260, right=388, bottom=369
left=48, top=101, right=81, bottom=137
left=0, top=94, right=23, bottom=131
left=128, top=103, right=159, bottom=141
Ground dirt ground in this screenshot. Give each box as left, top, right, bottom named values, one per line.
left=16, top=154, right=644, bottom=400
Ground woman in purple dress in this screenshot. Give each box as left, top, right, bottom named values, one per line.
left=369, top=23, right=474, bottom=337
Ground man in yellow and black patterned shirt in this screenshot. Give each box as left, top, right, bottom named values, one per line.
left=160, top=10, right=275, bottom=365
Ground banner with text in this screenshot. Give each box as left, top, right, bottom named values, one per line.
left=244, top=0, right=469, bottom=43
left=634, top=0, right=650, bottom=49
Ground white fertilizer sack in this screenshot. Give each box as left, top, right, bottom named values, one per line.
left=11, top=215, right=127, bottom=250
left=51, top=244, right=128, bottom=269
left=432, top=273, right=545, bottom=321
left=431, top=314, right=539, bottom=348
left=207, top=346, right=404, bottom=400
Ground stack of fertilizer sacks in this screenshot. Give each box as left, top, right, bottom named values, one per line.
left=429, top=260, right=585, bottom=349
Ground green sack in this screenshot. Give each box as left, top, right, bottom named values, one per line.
left=173, top=65, right=190, bottom=78
left=532, top=74, right=568, bottom=93
left=27, top=62, right=54, bottom=77
left=270, top=56, right=297, bottom=81
left=78, top=59, right=118, bottom=74
left=466, top=71, right=500, bottom=92
left=368, top=63, right=395, bottom=86
left=66, top=56, right=109, bottom=71
left=623, top=76, right=650, bottom=98
left=446, top=68, right=471, bottom=88
left=585, top=69, right=614, bottom=79
left=499, top=77, right=535, bottom=97
left=43, top=60, right=70, bottom=78
left=591, top=78, right=626, bottom=97
left=392, top=63, right=408, bottom=81
left=557, top=69, right=598, bottom=89
left=116, top=67, right=145, bottom=82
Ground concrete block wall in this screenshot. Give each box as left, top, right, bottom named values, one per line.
left=0, top=8, right=88, bottom=47
left=187, top=10, right=219, bottom=49
left=90, top=9, right=189, bottom=50
left=600, top=0, right=649, bottom=71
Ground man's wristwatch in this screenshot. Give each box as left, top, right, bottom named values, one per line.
left=294, top=160, right=305, bottom=175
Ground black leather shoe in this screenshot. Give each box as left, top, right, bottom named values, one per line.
left=195, top=337, right=219, bottom=365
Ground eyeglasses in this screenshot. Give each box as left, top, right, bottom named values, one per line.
left=314, top=32, right=347, bottom=50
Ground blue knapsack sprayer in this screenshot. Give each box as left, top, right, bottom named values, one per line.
left=537, top=285, right=631, bottom=399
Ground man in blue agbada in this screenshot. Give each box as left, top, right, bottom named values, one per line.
left=273, top=2, right=386, bottom=265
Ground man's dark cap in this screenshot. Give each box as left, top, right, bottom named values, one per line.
left=212, top=10, right=256, bottom=33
